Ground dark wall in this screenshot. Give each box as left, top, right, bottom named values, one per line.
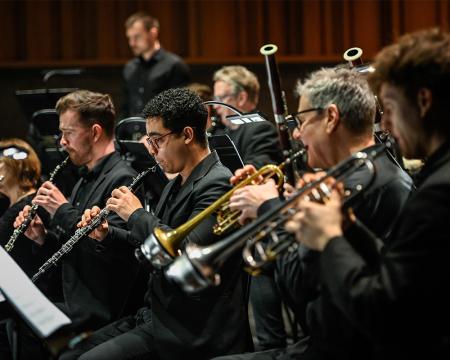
left=0, top=0, right=447, bottom=139
left=0, top=62, right=332, bottom=139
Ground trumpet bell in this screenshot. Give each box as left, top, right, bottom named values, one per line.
left=138, top=231, right=175, bottom=269
left=166, top=248, right=220, bottom=293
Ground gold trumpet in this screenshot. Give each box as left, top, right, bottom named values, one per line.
left=165, top=144, right=388, bottom=293
left=136, top=150, right=305, bottom=269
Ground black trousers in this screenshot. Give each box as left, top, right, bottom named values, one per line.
left=211, top=336, right=310, bottom=360
left=249, top=274, right=287, bottom=350
left=59, top=309, right=155, bottom=360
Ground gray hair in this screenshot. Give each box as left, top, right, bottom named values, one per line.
left=213, top=65, right=260, bottom=104
left=296, top=67, right=376, bottom=134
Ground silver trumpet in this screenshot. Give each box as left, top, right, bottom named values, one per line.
left=5, top=156, right=69, bottom=252
left=31, top=165, right=156, bottom=283
left=165, top=144, right=388, bottom=293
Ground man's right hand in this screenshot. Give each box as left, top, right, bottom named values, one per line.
left=14, top=205, right=47, bottom=245
left=78, top=206, right=109, bottom=242
left=230, top=164, right=259, bottom=185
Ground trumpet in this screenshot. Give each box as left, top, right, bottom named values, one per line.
left=136, top=150, right=305, bottom=269
left=165, top=144, right=388, bottom=293
left=31, top=165, right=155, bottom=283
left=5, top=156, right=69, bottom=252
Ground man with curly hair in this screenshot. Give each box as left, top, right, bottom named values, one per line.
left=61, top=88, right=252, bottom=360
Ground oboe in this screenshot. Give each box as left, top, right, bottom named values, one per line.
left=31, top=165, right=156, bottom=283
left=5, top=156, right=70, bottom=252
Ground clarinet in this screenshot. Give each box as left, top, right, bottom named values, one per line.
left=31, top=165, right=156, bottom=283
left=5, top=156, right=70, bottom=252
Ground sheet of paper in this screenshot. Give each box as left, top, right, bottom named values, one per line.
left=0, top=247, right=71, bottom=338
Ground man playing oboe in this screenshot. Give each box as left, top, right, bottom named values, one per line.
left=13, top=90, right=145, bottom=359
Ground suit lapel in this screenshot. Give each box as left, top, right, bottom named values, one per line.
left=154, top=178, right=178, bottom=217
left=78, top=153, right=121, bottom=210
left=162, top=151, right=220, bottom=223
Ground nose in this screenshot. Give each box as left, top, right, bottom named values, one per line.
left=60, top=135, right=68, bottom=147
left=147, top=145, right=157, bottom=157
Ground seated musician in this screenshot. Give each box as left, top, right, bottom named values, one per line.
left=0, top=139, right=44, bottom=277
left=213, top=67, right=413, bottom=360
left=0, top=139, right=58, bottom=360
left=212, top=65, right=287, bottom=349
left=60, top=88, right=252, bottom=360
left=211, top=65, right=283, bottom=169
left=11, top=90, right=144, bottom=359
left=285, top=28, right=450, bottom=360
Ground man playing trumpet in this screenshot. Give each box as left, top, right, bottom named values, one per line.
left=286, top=28, right=450, bottom=359
left=214, top=66, right=412, bottom=359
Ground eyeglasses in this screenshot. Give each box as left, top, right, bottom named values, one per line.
left=213, top=93, right=235, bottom=102
left=0, top=146, right=29, bottom=160
left=146, top=131, right=174, bottom=149
left=287, top=108, right=324, bottom=129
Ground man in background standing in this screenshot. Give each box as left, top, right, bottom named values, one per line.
left=122, top=12, right=190, bottom=118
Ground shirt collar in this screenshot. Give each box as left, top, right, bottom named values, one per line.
left=78, top=152, right=114, bottom=180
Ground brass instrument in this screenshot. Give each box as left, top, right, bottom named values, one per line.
left=5, top=156, right=69, bottom=252
left=165, top=144, right=388, bottom=293
left=136, top=150, right=305, bottom=269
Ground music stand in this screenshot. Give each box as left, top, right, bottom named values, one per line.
left=15, top=88, right=76, bottom=122
left=209, top=134, right=244, bottom=173
left=0, top=247, right=73, bottom=359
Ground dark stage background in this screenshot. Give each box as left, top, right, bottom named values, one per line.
left=0, top=0, right=448, bottom=139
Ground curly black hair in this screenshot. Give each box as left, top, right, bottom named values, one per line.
left=142, top=88, right=208, bottom=147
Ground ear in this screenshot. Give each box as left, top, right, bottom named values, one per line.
left=183, top=127, right=195, bottom=145
left=91, top=124, right=103, bottom=142
left=325, top=104, right=340, bottom=134
left=236, top=91, right=249, bottom=108
left=417, top=88, right=432, bottom=118
left=149, top=26, right=158, bottom=38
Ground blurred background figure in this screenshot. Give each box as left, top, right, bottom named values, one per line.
left=0, top=138, right=43, bottom=275
left=186, top=82, right=215, bottom=129
left=121, top=12, right=191, bottom=119
left=211, top=65, right=282, bottom=169
left=0, top=138, right=60, bottom=360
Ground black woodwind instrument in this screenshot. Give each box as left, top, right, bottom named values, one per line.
left=5, top=156, right=70, bottom=252
left=31, top=165, right=156, bottom=283
left=260, top=44, right=297, bottom=185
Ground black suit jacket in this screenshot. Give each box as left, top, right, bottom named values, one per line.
left=126, top=151, right=251, bottom=360
left=320, top=142, right=450, bottom=359
left=260, top=146, right=413, bottom=359
left=46, top=152, right=144, bottom=330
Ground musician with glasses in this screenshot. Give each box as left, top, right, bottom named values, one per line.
left=211, top=65, right=283, bottom=169
left=214, top=66, right=413, bottom=360
left=286, top=28, right=450, bottom=359
left=60, top=88, right=252, bottom=360
left=11, top=90, right=145, bottom=359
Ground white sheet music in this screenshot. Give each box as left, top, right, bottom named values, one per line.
left=0, top=247, right=71, bottom=338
